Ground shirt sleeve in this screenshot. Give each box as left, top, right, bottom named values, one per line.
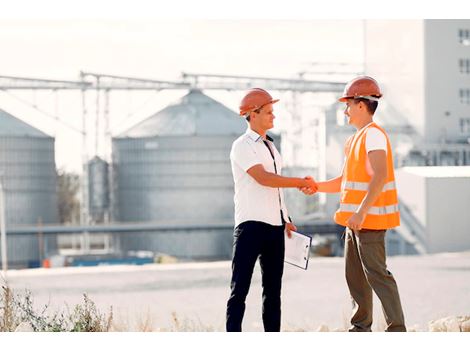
left=230, top=139, right=261, bottom=172
left=365, top=128, right=387, bottom=154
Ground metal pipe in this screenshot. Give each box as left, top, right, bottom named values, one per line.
left=0, top=180, right=7, bottom=277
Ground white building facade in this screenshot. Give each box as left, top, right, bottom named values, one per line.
left=364, top=19, right=470, bottom=165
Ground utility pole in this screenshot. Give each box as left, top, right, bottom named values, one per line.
left=0, top=179, right=7, bottom=279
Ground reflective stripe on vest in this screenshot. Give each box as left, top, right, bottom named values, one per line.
left=341, top=180, right=396, bottom=192
left=339, top=203, right=399, bottom=215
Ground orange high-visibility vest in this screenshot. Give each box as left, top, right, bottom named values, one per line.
left=334, top=122, right=400, bottom=230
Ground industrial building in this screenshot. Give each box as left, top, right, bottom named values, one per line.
left=364, top=19, right=470, bottom=165
left=2, top=20, right=469, bottom=268
left=0, top=108, right=58, bottom=268
left=111, top=89, right=252, bottom=259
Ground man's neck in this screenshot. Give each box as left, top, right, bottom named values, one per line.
left=249, top=125, right=267, bottom=140
left=355, top=117, right=374, bottom=131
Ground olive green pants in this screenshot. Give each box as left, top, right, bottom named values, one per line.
left=344, top=227, right=406, bottom=332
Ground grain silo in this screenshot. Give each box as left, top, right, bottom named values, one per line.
left=88, top=156, right=110, bottom=223
left=0, top=108, right=58, bottom=267
left=113, top=89, right=247, bottom=223
left=111, top=90, right=248, bottom=258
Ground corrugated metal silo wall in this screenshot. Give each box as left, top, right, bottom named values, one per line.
left=88, top=157, right=109, bottom=222
left=0, top=136, right=59, bottom=267
left=113, top=135, right=236, bottom=222
left=112, top=134, right=239, bottom=259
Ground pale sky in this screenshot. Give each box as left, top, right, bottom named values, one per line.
left=0, top=19, right=364, bottom=173
left=2, top=0, right=467, bottom=174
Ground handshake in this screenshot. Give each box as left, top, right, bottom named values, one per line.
left=298, top=176, right=318, bottom=195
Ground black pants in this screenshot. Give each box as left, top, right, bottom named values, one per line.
left=226, top=221, right=285, bottom=332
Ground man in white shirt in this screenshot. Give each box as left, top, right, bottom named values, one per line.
left=226, top=88, right=317, bottom=332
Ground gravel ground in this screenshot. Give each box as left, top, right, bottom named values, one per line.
left=4, top=251, right=470, bottom=331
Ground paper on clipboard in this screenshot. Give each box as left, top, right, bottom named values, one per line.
left=284, top=230, right=312, bottom=270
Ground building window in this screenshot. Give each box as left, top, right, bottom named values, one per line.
left=459, top=59, right=470, bottom=74
left=459, top=29, right=470, bottom=46
left=460, top=118, right=470, bottom=135
left=460, top=89, right=470, bottom=104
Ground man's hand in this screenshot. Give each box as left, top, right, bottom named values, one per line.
left=299, top=176, right=317, bottom=195
left=285, top=222, right=297, bottom=239
left=346, top=211, right=366, bottom=231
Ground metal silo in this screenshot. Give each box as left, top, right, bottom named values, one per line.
left=88, top=156, right=109, bottom=223
left=113, top=89, right=246, bottom=223
left=0, top=108, right=58, bottom=267
left=112, top=90, right=248, bottom=258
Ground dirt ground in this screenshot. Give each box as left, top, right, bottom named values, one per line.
left=5, top=251, right=470, bottom=331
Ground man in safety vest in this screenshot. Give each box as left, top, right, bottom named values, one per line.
left=303, top=76, right=406, bottom=332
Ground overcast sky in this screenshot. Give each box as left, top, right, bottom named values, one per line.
left=0, top=19, right=364, bottom=172
left=0, top=0, right=465, bottom=173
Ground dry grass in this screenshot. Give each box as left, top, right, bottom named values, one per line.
left=2, top=283, right=469, bottom=332
left=0, top=286, right=20, bottom=331
left=1, top=284, right=113, bottom=332
left=163, top=312, right=215, bottom=332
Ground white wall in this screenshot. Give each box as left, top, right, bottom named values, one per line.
left=426, top=177, right=470, bottom=252
left=395, top=168, right=427, bottom=228
left=395, top=167, right=470, bottom=253
left=425, top=20, right=470, bottom=143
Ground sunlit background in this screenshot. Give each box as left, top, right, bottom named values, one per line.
left=0, top=3, right=469, bottom=332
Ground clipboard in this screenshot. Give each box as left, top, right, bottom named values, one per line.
left=284, top=230, right=312, bottom=270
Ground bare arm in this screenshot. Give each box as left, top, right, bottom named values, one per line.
left=305, top=160, right=345, bottom=194
left=346, top=150, right=387, bottom=230
left=356, top=150, right=387, bottom=215
left=247, top=164, right=316, bottom=189
left=316, top=175, right=343, bottom=193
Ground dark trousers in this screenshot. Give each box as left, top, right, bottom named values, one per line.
left=344, top=227, right=406, bottom=332
left=226, top=221, right=285, bottom=332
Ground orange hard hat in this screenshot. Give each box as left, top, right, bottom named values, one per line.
left=239, top=88, right=279, bottom=116
left=339, top=76, right=382, bottom=102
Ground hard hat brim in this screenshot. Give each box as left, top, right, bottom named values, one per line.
left=239, top=98, right=280, bottom=116
left=338, top=95, right=381, bottom=103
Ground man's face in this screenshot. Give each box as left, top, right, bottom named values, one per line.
left=344, top=99, right=361, bottom=125
left=253, top=103, right=275, bottom=130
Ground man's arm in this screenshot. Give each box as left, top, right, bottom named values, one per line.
left=346, top=150, right=387, bottom=230
left=247, top=164, right=317, bottom=190
left=316, top=176, right=343, bottom=193
left=301, top=160, right=345, bottom=195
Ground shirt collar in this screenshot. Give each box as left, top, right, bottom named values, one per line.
left=245, top=128, right=273, bottom=142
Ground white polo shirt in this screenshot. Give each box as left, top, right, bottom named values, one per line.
left=230, top=128, right=291, bottom=227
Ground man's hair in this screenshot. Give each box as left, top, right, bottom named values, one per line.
left=353, top=98, right=378, bottom=114
left=245, top=106, right=263, bottom=122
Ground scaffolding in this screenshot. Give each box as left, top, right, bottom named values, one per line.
left=0, top=71, right=347, bottom=228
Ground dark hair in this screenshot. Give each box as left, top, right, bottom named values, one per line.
left=245, top=107, right=262, bottom=122
left=353, top=98, right=378, bottom=114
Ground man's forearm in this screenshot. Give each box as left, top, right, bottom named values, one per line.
left=317, top=176, right=342, bottom=193
left=261, top=172, right=309, bottom=188
left=356, top=174, right=386, bottom=215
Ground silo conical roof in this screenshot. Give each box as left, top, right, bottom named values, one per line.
left=0, top=109, right=50, bottom=137
left=119, top=89, right=246, bottom=138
